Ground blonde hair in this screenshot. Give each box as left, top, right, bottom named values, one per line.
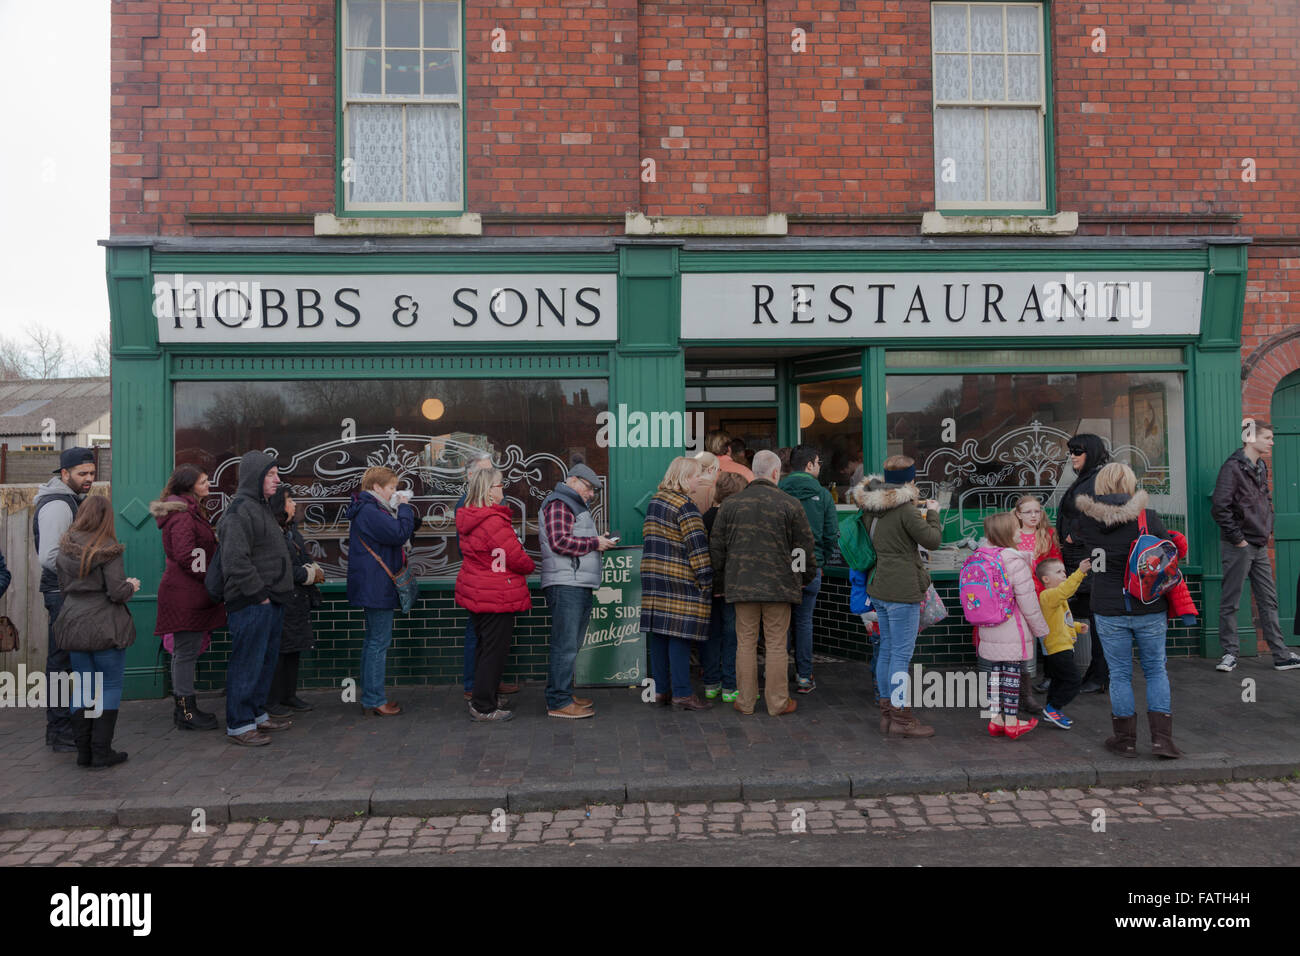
left=692, top=450, right=719, bottom=477
left=1013, top=493, right=1055, bottom=559
left=465, top=467, right=503, bottom=508
left=705, top=429, right=731, bottom=455
left=361, top=466, right=399, bottom=491
left=659, top=456, right=702, bottom=495
left=1095, top=462, right=1137, bottom=496
left=984, top=511, right=1020, bottom=549
left=882, top=454, right=915, bottom=471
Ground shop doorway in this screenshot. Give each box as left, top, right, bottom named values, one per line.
left=1271, top=370, right=1300, bottom=644
left=685, top=361, right=780, bottom=470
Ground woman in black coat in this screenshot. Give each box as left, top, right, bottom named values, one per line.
left=1074, top=462, right=1183, bottom=760
left=1056, top=433, right=1110, bottom=692
left=265, top=488, right=323, bottom=715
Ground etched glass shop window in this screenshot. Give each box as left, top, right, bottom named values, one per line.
left=884, top=371, right=1187, bottom=541
left=174, top=378, right=608, bottom=578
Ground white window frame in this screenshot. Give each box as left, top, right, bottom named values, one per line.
left=341, top=0, right=465, bottom=213
left=931, top=1, right=1048, bottom=211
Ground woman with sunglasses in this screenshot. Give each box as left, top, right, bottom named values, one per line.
left=1056, top=434, right=1110, bottom=694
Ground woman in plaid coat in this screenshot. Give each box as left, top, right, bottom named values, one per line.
left=641, top=456, right=715, bottom=711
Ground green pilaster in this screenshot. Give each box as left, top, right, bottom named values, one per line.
left=864, top=347, right=888, bottom=474
left=107, top=244, right=173, bottom=698
left=612, top=244, right=683, bottom=544
left=1192, top=242, right=1249, bottom=657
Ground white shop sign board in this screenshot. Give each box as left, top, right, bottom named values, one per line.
left=681, top=271, right=1203, bottom=339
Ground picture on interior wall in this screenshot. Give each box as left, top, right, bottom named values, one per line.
left=1129, top=383, right=1169, bottom=471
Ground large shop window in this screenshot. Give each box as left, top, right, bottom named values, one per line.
left=885, top=369, right=1186, bottom=541
left=797, top=377, right=865, bottom=493
left=174, top=378, right=608, bottom=578
left=341, top=0, right=465, bottom=211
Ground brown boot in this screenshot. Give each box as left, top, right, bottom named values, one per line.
left=1148, top=711, right=1183, bottom=759
left=888, top=705, right=935, bottom=738
left=1020, top=665, right=1044, bottom=715
left=878, top=698, right=893, bottom=734
left=1104, top=714, right=1138, bottom=757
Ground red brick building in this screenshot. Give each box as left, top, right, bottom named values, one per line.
left=106, top=1, right=1300, bottom=694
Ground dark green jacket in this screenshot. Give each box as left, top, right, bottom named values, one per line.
left=779, top=470, right=839, bottom=569
left=849, top=476, right=941, bottom=604
left=710, top=478, right=818, bottom=605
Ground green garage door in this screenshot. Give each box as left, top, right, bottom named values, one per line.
left=1272, top=370, right=1300, bottom=645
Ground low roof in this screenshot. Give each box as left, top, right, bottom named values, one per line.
left=0, top=377, right=111, bottom=436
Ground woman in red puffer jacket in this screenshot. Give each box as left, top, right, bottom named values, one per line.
left=455, top=466, right=535, bottom=723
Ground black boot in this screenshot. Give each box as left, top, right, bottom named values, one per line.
left=71, top=711, right=93, bottom=768
left=174, top=695, right=217, bottom=731
left=90, top=709, right=128, bottom=770
left=1020, top=663, right=1044, bottom=715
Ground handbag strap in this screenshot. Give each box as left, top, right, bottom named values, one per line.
left=358, top=537, right=399, bottom=584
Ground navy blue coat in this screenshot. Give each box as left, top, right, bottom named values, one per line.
left=0, top=547, right=10, bottom=600
left=346, top=492, right=417, bottom=609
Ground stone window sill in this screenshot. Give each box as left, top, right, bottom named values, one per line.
left=921, top=211, right=1078, bottom=236
left=314, top=213, right=483, bottom=236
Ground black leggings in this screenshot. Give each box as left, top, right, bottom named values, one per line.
left=470, top=612, right=515, bottom=716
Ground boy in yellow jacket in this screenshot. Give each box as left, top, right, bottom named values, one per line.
left=1035, top=557, right=1091, bottom=729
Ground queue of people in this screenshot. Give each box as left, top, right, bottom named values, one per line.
left=21, top=418, right=1300, bottom=769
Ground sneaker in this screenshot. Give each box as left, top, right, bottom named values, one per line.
left=283, top=696, right=313, bottom=712
left=548, top=702, right=594, bottom=719
left=721, top=690, right=738, bottom=703
left=1041, top=707, right=1073, bottom=730
left=795, top=676, right=816, bottom=694
left=1216, top=654, right=1238, bottom=672
left=1274, top=654, right=1300, bottom=671
left=264, top=702, right=292, bottom=717
left=468, top=704, right=514, bottom=722
left=704, top=684, right=722, bottom=699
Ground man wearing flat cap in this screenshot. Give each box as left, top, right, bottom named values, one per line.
left=33, top=447, right=97, bottom=751
left=538, top=459, right=617, bottom=718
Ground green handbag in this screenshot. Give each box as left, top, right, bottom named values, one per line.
left=838, top=511, right=878, bottom=574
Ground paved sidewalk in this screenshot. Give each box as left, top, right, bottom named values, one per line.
left=2, top=780, right=1297, bottom=866
left=1, top=659, right=1298, bottom=828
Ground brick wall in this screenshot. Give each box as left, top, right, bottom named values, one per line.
left=112, top=1, right=1300, bottom=238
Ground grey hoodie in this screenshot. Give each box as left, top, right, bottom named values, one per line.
left=33, top=476, right=86, bottom=594
left=215, top=450, right=293, bottom=615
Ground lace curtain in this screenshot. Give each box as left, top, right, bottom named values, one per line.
left=344, top=0, right=463, bottom=206
left=931, top=3, right=1042, bottom=204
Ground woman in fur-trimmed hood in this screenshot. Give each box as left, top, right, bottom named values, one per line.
left=1073, top=462, right=1185, bottom=760
left=849, top=456, right=942, bottom=738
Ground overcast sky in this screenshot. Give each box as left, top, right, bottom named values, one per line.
left=0, top=0, right=110, bottom=358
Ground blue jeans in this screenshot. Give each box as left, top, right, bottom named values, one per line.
left=544, top=585, right=592, bottom=710
left=361, top=607, right=395, bottom=709
left=871, top=597, right=920, bottom=704
left=44, top=592, right=71, bottom=736
left=788, top=569, right=822, bottom=681
left=701, top=598, right=737, bottom=690
left=225, top=603, right=283, bottom=736
left=1095, top=613, right=1172, bottom=716
left=67, top=648, right=125, bottom=714
left=648, top=632, right=694, bottom=698
left=462, top=613, right=478, bottom=692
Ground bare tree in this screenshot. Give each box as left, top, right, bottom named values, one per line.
left=0, top=336, right=26, bottom=380
left=66, top=331, right=111, bottom=377
left=24, top=326, right=70, bottom=379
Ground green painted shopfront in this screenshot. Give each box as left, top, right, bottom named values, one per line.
left=104, top=233, right=1263, bottom=699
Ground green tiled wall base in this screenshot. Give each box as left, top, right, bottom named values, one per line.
left=184, top=576, right=1205, bottom=695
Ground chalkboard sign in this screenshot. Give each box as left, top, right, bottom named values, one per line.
left=575, top=547, right=646, bottom=687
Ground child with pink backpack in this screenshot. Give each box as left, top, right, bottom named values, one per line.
left=960, top=512, right=1051, bottom=739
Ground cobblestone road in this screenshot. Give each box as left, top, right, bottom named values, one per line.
left=2, top=779, right=1297, bottom=866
